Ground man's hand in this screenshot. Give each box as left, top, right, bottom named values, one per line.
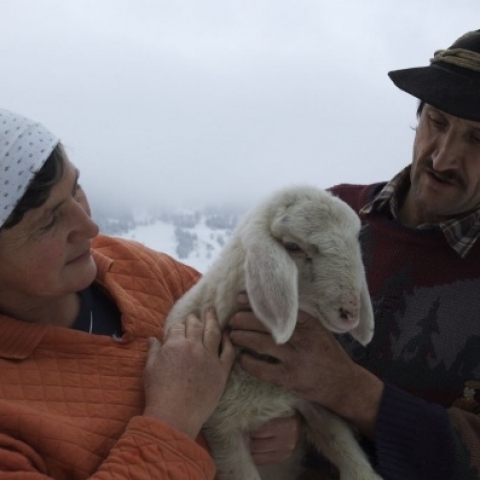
left=143, top=310, right=235, bottom=438
left=250, top=414, right=303, bottom=465
left=229, top=309, right=383, bottom=438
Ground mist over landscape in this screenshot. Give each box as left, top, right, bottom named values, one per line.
left=2, top=1, right=479, bottom=271
left=2, top=1, right=479, bottom=217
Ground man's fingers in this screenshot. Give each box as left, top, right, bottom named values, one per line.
left=229, top=329, right=279, bottom=357
left=229, top=311, right=270, bottom=332
left=237, top=350, right=283, bottom=385
left=236, top=292, right=252, bottom=312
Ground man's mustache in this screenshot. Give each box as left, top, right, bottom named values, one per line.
left=421, top=160, right=465, bottom=189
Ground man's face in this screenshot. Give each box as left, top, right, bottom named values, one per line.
left=406, top=104, right=480, bottom=225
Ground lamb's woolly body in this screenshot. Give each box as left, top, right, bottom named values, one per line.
left=165, top=185, right=382, bottom=480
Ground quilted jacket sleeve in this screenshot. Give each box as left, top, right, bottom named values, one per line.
left=94, top=417, right=216, bottom=479
left=0, top=417, right=216, bottom=480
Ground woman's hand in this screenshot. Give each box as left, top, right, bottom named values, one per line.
left=143, top=310, right=235, bottom=438
left=250, top=413, right=303, bottom=465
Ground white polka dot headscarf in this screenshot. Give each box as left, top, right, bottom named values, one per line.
left=0, top=109, right=59, bottom=228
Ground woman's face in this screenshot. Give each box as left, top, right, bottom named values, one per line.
left=0, top=158, right=99, bottom=305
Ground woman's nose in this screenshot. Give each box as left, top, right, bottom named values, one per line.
left=69, top=200, right=100, bottom=242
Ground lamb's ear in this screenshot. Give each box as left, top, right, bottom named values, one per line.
left=244, top=239, right=298, bottom=344
left=350, top=278, right=374, bottom=346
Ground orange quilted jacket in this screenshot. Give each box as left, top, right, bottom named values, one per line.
left=0, top=235, right=216, bottom=480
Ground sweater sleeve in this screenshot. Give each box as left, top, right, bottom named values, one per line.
left=374, top=383, right=479, bottom=480
left=0, top=417, right=216, bottom=480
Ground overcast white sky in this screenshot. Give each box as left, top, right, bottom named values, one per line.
left=1, top=1, right=479, bottom=210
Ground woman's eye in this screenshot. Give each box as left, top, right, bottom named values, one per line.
left=73, top=183, right=82, bottom=199
left=41, top=212, right=59, bottom=231
left=42, top=218, right=55, bottom=230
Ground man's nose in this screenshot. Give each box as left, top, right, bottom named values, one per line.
left=431, top=132, right=463, bottom=172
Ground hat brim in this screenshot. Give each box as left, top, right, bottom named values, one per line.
left=388, top=64, right=480, bottom=122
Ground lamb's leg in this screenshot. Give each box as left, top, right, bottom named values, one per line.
left=202, top=426, right=262, bottom=480
left=297, top=401, right=383, bottom=480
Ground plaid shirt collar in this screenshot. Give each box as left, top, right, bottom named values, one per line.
left=360, top=166, right=480, bottom=258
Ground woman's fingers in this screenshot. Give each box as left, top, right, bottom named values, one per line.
left=198, top=309, right=235, bottom=371
left=184, top=313, right=205, bottom=340
left=219, top=331, right=236, bottom=368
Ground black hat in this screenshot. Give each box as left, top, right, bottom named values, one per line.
left=388, top=30, right=480, bottom=122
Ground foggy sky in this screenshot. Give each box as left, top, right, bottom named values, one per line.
left=2, top=0, right=479, bottom=210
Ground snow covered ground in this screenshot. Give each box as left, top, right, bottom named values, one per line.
left=117, top=215, right=235, bottom=273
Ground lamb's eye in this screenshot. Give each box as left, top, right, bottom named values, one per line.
left=284, top=241, right=301, bottom=252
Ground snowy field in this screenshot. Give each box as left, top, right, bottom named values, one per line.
left=118, top=216, right=234, bottom=273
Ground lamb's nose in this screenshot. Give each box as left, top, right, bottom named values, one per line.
left=338, top=294, right=360, bottom=327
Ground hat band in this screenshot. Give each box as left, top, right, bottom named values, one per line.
left=431, top=47, right=480, bottom=73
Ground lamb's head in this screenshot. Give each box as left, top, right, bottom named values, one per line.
left=240, top=186, right=374, bottom=346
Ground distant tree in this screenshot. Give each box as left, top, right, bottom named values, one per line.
left=205, top=212, right=239, bottom=230
left=92, top=208, right=136, bottom=235
left=175, top=227, right=198, bottom=259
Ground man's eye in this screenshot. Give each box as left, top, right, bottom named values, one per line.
left=429, top=116, right=446, bottom=129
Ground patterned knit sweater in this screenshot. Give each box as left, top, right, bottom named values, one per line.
left=330, top=183, right=480, bottom=480
left=0, top=235, right=217, bottom=480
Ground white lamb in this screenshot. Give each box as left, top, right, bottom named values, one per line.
left=164, top=185, right=382, bottom=480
